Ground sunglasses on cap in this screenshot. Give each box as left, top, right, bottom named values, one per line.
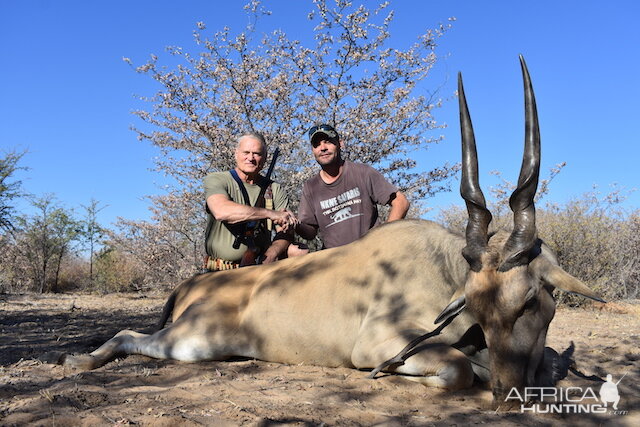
left=308, top=124, right=338, bottom=142
left=308, top=124, right=335, bottom=135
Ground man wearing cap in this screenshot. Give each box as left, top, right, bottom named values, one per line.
left=204, top=132, right=298, bottom=270
left=295, top=124, right=410, bottom=249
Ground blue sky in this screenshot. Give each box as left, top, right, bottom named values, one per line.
left=1, top=0, right=638, bottom=227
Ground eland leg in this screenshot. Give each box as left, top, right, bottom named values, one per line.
left=64, top=330, right=153, bottom=370
left=63, top=303, right=250, bottom=370
left=351, top=329, right=474, bottom=390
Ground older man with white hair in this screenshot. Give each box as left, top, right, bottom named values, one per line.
left=203, top=132, right=297, bottom=270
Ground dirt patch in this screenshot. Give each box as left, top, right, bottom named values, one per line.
left=1, top=293, right=638, bottom=426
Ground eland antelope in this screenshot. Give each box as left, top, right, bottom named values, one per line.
left=62, top=56, right=602, bottom=404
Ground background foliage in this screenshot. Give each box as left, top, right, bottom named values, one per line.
left=437, top=178, right=640, bottom=303
left=0, top=1, right=637, bottom=303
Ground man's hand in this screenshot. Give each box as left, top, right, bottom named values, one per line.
left=269, top=209, right=298, bottom=232
left=261, top=253, right=279, bottom=264
left=262, top=237, right=291, bottom=264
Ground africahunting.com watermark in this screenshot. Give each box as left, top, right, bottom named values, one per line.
left=505, top=373, right=629, bottom=415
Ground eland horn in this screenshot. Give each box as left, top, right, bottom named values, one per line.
left=459, top=72, right=492, bottom=272
left=499, top=55, right=541, bottom=272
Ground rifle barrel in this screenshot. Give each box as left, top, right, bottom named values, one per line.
left=265, top=147, right=280, bottom=180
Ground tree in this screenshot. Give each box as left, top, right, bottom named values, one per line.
left=11, top=196, right=81, bottom=293
left=80, top=198, right=107, bottom=287
left=0, top=150, right=27, bottom=232
left=127, top=0, right=456, bottom=202
left=117, top=0, right=458, bottom=280
left=111, top=191, right=204, bottom=289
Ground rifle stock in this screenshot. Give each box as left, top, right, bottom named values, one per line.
left=240, top=247, right=258, bottom=267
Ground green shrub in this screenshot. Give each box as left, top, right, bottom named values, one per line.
left=92, top=247, right=146, bottom=293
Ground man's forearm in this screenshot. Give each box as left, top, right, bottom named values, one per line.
left=222, top=205, right=275, bottom=224
left=262, top=237, right=291, bottom=262
left=387, top=191, right=410, bottom=222
left=295, top=222, right=318, bottom=240
left=208, top=194, right=276, bottom=223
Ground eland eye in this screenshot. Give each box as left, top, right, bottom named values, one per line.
left=523, top=294, right=538, bottom=311
left=519, top=286, right=539, bottom=315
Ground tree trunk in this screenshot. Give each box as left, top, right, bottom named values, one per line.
left=52, top=246, right=66, bottom=293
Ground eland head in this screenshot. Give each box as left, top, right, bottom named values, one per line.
left=437, top=56, right=604, bottom=403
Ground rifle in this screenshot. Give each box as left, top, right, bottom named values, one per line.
left=234, top=147, right=280, bottom=266
left=255, top=146, right=280, bottom=214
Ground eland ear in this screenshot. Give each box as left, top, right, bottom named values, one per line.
left=435, top=295, right=466, bottom=324
left=543, top=264, right=605, bottom=303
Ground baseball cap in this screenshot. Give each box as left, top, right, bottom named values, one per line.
left=308, top=124, right=338, bottom=142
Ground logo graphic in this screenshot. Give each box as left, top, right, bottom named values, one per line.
left=505, top=372, right=628, bottom=415
left=599, top=373, right=624, bottom=410
left=320, top=187, right=363, bottom=227
left=327, top=206, right=362, bottom=227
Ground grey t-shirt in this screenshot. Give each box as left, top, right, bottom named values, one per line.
left=298, top=161, right=398, bottom=249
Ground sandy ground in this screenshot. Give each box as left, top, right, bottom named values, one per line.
left=0, top=292, right=638, bottom=426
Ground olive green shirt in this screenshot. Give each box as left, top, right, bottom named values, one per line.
left=204, top=171, right=289, bottom=262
